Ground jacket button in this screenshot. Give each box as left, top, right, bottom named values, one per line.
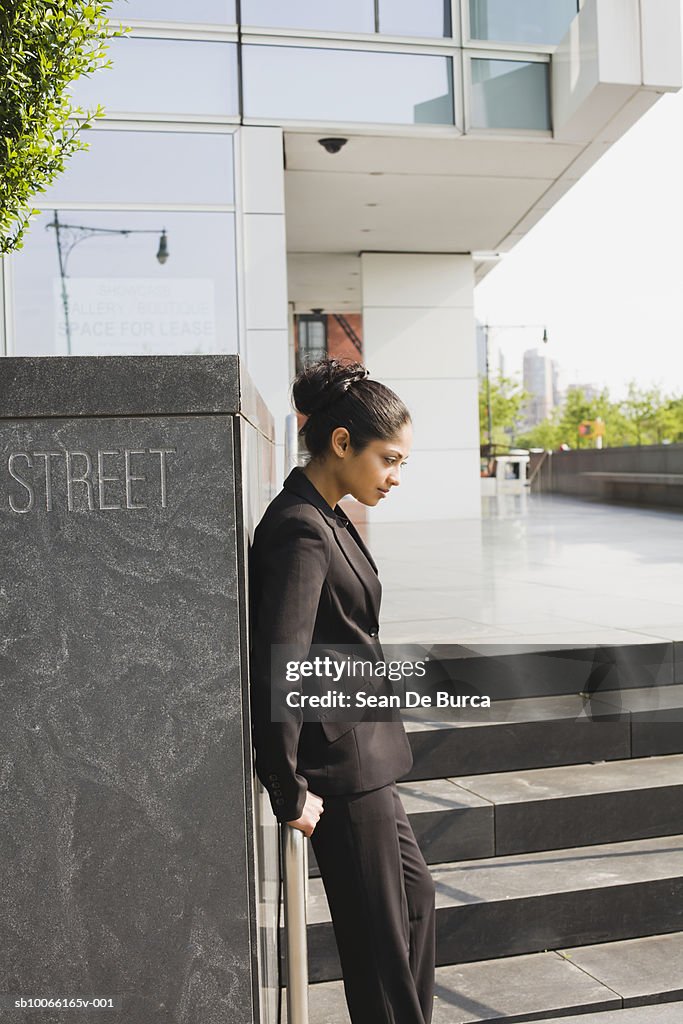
left=368, top=627, right=379, bottom=637
left=275, top=798, right=285, bottom=806
left=268, top=774, right=278, bottom=781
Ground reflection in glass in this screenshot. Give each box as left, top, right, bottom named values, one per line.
left=69, top=38, right=238, bottom=116
left=241, top=0, right=374, bottom=33
left=470, top=59, right=550, bottom=130
left=108, top=0, right=236, bottom=23
left=469, top=0, right=579, bottom=45
left=378, top=0, right=451, bottom=38
left=40, top=131, right=235, bottom=206
left=243, top=46, right=453, bottom=125
left=11, top=211, right=237, bottom=356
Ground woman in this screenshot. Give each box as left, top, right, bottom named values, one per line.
left=249, top=358, right=436, bottom=1024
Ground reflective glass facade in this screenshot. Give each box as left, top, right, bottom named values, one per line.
left=108, top=0, right=236, bottom=23
left=469, top=0, right=579, bottom=45
left=3, top=1, right=566, bottom=360
left=470, top=58, right=550, bottom=130
left=243, top=46, right=454, bottom=125
left=11, top=211, right=237, bottom=357
left=241, top=0, right=450, bottom=37
left=40, top=132, right=235, bottom=206
left=70, top=38, right=239, bottom=116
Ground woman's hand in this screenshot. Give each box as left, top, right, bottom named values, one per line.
left=287, top=791, right=324, bottom=838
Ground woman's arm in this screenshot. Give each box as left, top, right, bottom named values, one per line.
left=249, top=511, right=331, bottom=824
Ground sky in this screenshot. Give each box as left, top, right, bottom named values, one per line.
left=474, top=55, right=683, bottom=403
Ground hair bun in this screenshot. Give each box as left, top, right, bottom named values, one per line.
left=292, top=359, right=369, bottom=417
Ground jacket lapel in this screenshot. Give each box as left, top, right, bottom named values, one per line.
left=283, top=467, right=382, bottom=622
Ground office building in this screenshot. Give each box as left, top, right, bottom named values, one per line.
left=1, top=0, right=680, bottom=520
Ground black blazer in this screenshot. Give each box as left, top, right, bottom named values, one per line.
left=249, top=466, right=413, bottom=823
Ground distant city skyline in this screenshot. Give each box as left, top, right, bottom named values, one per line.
left=474, top=38, right=683, bottom=405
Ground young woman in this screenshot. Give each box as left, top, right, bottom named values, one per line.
left=249, top=358, right=436, bottom=1024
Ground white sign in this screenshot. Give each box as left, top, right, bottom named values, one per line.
left=53, top=278, right=218, bottom=355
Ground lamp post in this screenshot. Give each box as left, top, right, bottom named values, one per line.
left=481, top=322, right=549, bottom=450
left=46, top=210, right=169, bottom=354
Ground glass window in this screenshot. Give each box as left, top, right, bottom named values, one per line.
left=11, top=211, right=237, bottom=357
left=69, top=38, right=238, bottom=116
left=378, top=0, right=451, bottom=38
left=108, top=0, right=236, bottom=23
left=241, top=0, right=450, bottom=37
left=469, top=0, right=579, bottom=45
left=470, top=59, right=550, bottom=130
left=39, top=131, right=234, bottom=206
left=296, top=315, right=327, bottom=372
left=241, top=0, right=374, bottom=34
left=243, top=46, right=453, bottom=126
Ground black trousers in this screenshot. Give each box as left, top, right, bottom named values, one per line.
left=310, top=782, right=436, bottom=1024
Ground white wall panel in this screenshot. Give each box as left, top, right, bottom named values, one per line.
left=381, top=377, right=480, bottom=452
left=361, top=252, right=474, bottom=309
left=363, top=306, right=477, bottom=379
left=243, top=214, right=288, bottom=331
left=640, top=0, right=683, bottom=90
left=240, top=127, right=286, bottom=215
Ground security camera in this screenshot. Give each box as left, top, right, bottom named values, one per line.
left=318, top=137, right=348, bottom=155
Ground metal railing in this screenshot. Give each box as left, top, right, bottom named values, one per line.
left=281, top=414, right=310, bottom=1022
left=282, top=824, right=310, bottom=1024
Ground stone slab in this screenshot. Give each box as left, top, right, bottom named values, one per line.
left=418, top=642, right=675, bottom=701
left=403, top=692, right=630, bottom=780
left=453, top=755, right=683, bottom=854
left=304, top=835, right=683, bottom=980
left=524, top=1001, right=683, bottom=1024
left=559, top=932, right=683, bottom=1006
left=0, top=412, right=254, bottom=1023
left=0, top=354, right=275, bottom=439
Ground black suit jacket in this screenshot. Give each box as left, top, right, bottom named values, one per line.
left=249, top=466, right=413, bottom=822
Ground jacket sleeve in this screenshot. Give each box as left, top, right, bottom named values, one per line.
left=249, top=513, right=331, bottom=823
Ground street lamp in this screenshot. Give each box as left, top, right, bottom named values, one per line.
left=481, top=322, right=549, bottom=450
left=46, top=210, right=169, bottom=354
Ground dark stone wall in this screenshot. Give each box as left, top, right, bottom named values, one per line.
left=0, top=356, right=274, bottom=1024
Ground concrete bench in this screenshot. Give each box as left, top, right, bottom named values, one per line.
left=581, top=471, right=683, bottom=486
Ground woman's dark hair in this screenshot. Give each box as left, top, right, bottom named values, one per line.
left=292, top=358, right=411, bottom=459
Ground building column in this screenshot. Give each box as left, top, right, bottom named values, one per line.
left=237, top=126, right=290, bottom=483
left=360, top=252, right=481, bottom=522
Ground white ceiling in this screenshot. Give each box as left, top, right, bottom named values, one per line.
left=284, top=130, right=585, bottom=310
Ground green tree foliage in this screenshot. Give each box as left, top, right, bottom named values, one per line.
left=512, top=379, right=683, bottom=451
left=0, top=0, right=127, bottom=253
left=479, top=372, right=531, bottom=448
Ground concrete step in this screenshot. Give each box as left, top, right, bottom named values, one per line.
left=400, top=639, right=678, bottom=700
left=302, top=833, right=683, bottom=981
left=307, top=754, right=683, bottom=874
left=403, top=686, right=683, bottom=781
left=296, top=931, right=683, bottom=1024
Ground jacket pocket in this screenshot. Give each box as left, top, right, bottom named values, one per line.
left=319, top=717, right=362, bottom=743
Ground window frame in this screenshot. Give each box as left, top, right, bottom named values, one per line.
left=461, top=0, right=581, bottom=51
left=240, top=35, right=461, bottom=133
left=463, top=48, right=553, bottom=137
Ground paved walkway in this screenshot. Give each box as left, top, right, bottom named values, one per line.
left=362, top=493, right=683, bottom=647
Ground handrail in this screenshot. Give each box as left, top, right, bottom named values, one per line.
left=282, top=824, right=309, bottom=1024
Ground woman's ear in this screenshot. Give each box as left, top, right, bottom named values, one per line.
left=331, top=427, right=351, bottom=457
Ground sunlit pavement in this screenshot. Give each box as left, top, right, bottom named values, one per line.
left=362, top=493, right=683, bottom=647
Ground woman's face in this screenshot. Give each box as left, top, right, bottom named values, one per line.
left=340, top=421, right=413, bottom=506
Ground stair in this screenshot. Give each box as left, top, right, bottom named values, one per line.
left=282, top=650, right=683, bottom=1023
